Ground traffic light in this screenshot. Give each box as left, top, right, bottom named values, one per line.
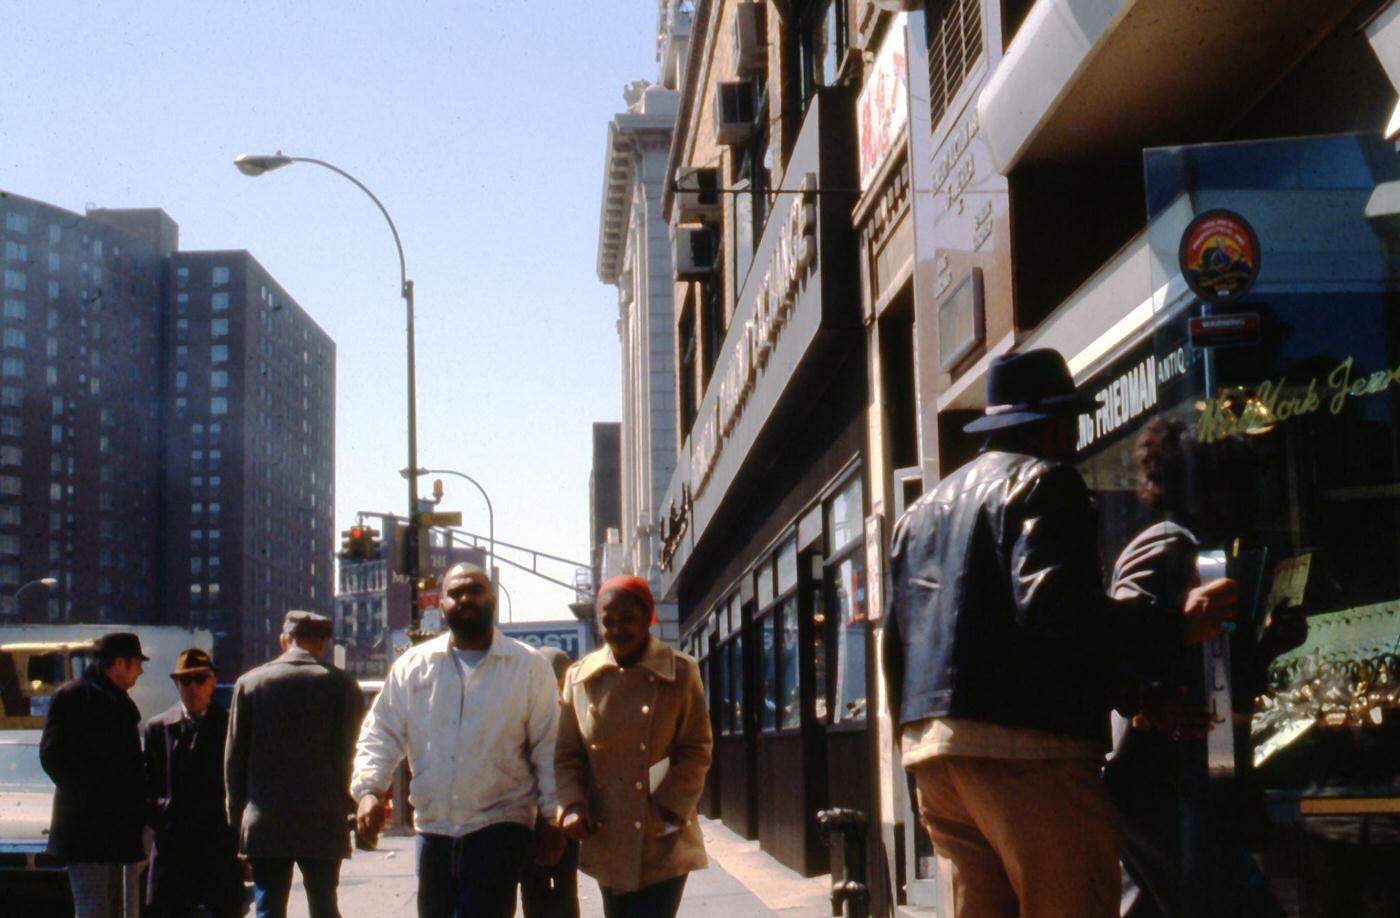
left=339, top=525, right=381, bottom=562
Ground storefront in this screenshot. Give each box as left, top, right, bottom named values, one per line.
left=661, top=89, right=870, bottom=877
left=1069, top=131, right=1400, bottom=915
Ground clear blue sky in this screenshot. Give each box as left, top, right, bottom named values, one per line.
left=0, top=0, right=658, bottom=622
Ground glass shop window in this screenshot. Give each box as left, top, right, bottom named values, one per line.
left=759, top=610, right=777, bottom=731
left=826, top=475, right=867, bottom=722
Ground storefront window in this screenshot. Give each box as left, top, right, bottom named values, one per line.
left=1086, top=131, right=1400, bottom=909
left=812, top=556, right=830, bottom=722
left=759, top=611, right=777, bottom=731
left=827, top=476, right=862, bottom=553
left=831, top=553, right=867, bottom=722
left=779, top=597, right=801, bottom=729
left=726, top=636, right=744, bottom=735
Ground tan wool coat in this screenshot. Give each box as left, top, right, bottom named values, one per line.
left=556, top=636, right=713, bottom=892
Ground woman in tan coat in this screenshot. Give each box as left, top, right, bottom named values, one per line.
left=556, top=575, right=712, bottom=918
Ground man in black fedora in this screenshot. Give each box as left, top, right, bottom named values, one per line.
left=881, top=348, right=1239, bottom=917
left=143, top=647, right=244, bottom=917
left=40, top=632, right=149, bottom=918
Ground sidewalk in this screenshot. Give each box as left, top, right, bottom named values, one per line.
left=284, top=817, right=833, bottom=917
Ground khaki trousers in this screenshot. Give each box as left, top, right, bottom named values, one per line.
left=911, top=756, right=1120, bottom=918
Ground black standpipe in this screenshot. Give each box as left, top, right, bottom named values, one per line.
left=816, top=807, right=869, bottom=918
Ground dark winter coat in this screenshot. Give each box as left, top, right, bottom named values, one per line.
left=39, top=667, right=146, bottom=863
left=881, top=450, right=1184, bottom=744
left=143, top=702, right=243, bottom=914
left=224, top=647, right=363, bottom=859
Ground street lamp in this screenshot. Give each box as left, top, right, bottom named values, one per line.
left=496, top=580, right=514, bottom=624
left=402, top=467, right=494, bottom=592
left=234, top=152, right=424, bottom=628
left=4, top=576, right=57, bottom=618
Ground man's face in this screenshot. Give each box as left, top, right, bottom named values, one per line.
left=598, top=589, right=650, bottom=663
left=440, top=565, right=495, bottom=645
left=173, top=669, right=215, bottom=715
left=107, top=656, right=144, bottom=690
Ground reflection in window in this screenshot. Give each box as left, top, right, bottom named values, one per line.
left=760, top=612, right=777, bottom=731
left=828, top=477, right=862, bottom=553
left=731, top=636, right=745, bottom=732
left=779, top=598, right=800, bottom=729
left=833, top=554, right=867, bottom=721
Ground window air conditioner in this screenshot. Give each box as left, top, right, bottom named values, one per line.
left=714, top=81, right=757, bottom=147
left=673, top=226, right=717, bottom=279
left=734, top=2, right=766, bottom=77
left=675, top=168, right=721, bottom=224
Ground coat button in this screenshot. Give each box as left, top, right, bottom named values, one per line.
left=639, top=742, right=647, bottom=751
left=641, top=705, right=650, bottom=714
left=648, top=676, right=656, bottom=683
left=590, top=743, right=600, bottom=751
left=635, top=781, right=644, bottom=790
left=634, top=821, right=642, bottom=830
left=589, top=703, right=597, bottom=713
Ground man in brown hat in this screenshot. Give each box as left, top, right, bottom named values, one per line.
left=40, top=632, right=149, bottom=917
left=143, top=647, right=244, bottom=917
left=226, top=610, right=362, bottom=918
left=882, top=348, right=1240, bottom=917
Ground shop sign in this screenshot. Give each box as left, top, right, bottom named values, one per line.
left=658, top=483, right=693, bottom=573
left=1197, top=354, right=1400, bottom=441
left=1179, top=210, right=1261, bottom=304
left=1076, top=347, right=1191, bottom=452
left=692, top=174, right=819, bottom=496
left=857, top=13, right=909, bottom=191
left=500, top=624, right=587, bottom=657
left=1188, top=312, right=1260, bottom=349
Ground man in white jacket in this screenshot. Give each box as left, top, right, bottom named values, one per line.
left=352, top=562, right=564, bottom=918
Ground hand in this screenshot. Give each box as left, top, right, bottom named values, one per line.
left=1131, top=686, right=1215, bottom=740
left=560, top=803, right=598, bottom=842
left=532, top=820, right=567, bottom=866
left=1182, top=578, right=1238, bottom=645
left=355, top=794, right=386, bottom=848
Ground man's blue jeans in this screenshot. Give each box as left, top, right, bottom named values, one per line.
left=250, top=857, right=342, bottom=918
left=416, top=823, right=533, bottom=918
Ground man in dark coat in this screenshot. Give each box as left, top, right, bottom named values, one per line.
left=143, top=647, right=244, bottom=917
left=40, top=631, right=149, bottom=918
left=882, top=349, right=1239, bottom=917
left=226, top=610, right=362, bottom=918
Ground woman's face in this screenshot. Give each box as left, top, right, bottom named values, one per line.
left=598, top=588, right=650, bottom=663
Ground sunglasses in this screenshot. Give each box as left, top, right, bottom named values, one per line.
left=174, top=673, right=212, bottom=686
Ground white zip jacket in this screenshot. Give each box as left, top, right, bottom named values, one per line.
left=351, top=630, right=559, bottom=837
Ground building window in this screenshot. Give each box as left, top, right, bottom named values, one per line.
left=211, top=318, right=229, bottom=337
left=46, top=281, right=58, bottom=302
left=0, top=388, right=17, bottom=408
left=2, top=329, right=23, bottom=351
left=175, top=371, right=187, bottom=390
left=211, top=370, right=228, bottom=389
left=0, top=417, right=20, bottom=437
left=3, top=213, right=27, bottom=233
left=0, top=505, right=18, bottom=524
left=211, top=345, right=228, bottom=363
left=3, top=270, right=25, bottom=292
left=0, top=446, right=19, bottom=465
left=926, top=0, right=983, bottom=132
left=212, top=292, right=229, bottom=311
left=825, top=476, right=867, bottom=722
left=210, top=396, right=228, bottom=416
left=0, top=475, right=19, bottom=495
left=2, top=299, right=24, bottom=320
left=212, top=266, right=230, bottom=285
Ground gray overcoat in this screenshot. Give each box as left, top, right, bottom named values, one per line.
left=224, top=647, right=363, bottom=859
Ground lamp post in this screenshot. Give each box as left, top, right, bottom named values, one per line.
left=4, top=576, right=57, bottom=618
left=496, top=580, right=514, bottom=624
left=402, top=467, right=494, bottom=591
left=234, top=153, right=424, bottom=628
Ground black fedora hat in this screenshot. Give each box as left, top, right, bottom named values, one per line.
left=95, top=632, right=150, bottom=662
left=964, top=349, right=1096, bottom=433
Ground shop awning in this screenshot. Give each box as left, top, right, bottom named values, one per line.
left=978, top=0, right=1362, bottom=173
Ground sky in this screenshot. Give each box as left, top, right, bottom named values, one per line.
left=0, top=1, right=660, bottom=623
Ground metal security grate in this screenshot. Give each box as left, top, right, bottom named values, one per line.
left=927, top=0, right=983, bottom=133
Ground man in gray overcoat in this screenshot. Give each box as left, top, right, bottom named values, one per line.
left=226, top=610, right=363, bottom=918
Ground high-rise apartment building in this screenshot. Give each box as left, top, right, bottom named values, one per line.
left=0, top=192, right=334, bottom=674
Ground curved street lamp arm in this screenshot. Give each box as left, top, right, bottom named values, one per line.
left=284, top=157, right=409, bottom=295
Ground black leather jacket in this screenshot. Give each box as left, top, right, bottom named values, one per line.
left=881, top=450, right=1182, bottom=744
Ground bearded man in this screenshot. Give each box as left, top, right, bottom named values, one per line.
left=352, top=562, right=564, bottom=918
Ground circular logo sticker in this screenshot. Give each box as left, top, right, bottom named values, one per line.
left=1178, top=209, right=1261, bottom=304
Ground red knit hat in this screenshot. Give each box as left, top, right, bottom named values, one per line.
left=597, top=574, right=657, bottom=626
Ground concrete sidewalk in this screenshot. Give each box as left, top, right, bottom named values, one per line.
left=284, top=817, right=833, bottom=916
